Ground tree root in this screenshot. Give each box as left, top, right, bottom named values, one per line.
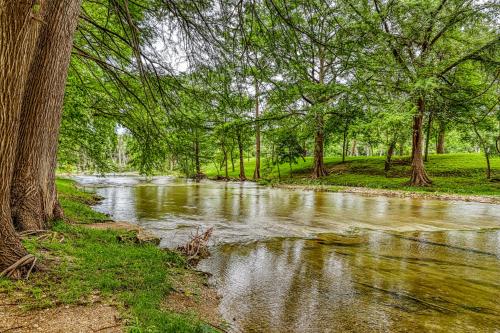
left=18, top=229, right=49, bottom=238
left=0, top=254, right=37, bottom=280
left=18, top=230, right=65, bottom=243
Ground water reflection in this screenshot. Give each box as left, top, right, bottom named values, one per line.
left=75, top=176, right=500, bottom=248
left=73, top=176, right=500, bottom=332
left=199, top=231, right=500, bottom=332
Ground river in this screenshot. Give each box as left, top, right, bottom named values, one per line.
left=75, top=175, right=500, bottom=333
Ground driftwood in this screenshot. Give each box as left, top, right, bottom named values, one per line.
left=177, top=227, right=213, bottom=263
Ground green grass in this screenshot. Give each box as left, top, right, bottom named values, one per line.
left=0, top=179, right=217, bottom=333
left=57, top=178, right=109, bottom=224
left=204, top=153, right=500, bottom=196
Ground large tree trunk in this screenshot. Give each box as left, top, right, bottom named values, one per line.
left=436, top=121, right=445, bottom=154
left=312, top=50, right=328, bottom=178
left=0, top=0, right=42, bottom=275
left=424, top=110, right=433, bottom=162
left=485, top=150, right=491, bottom=180
left=312, top=113, right=328, bottom=178
left=11, top=0, right=82, bottom=232
left=237, top=132, right=246, bottom=181
left=409, top=97, right=432, bottom=186
left=253, top=80, right=261, bottom=180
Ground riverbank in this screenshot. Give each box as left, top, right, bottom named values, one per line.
left=269, top=183, right=500, bottom=204
left=0, top=179, right=223, bottom=333
left=204, top=153, right=500, bottom=200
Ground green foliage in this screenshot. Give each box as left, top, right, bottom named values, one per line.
left=274, top=131, right=306, bottom=174
left=58, top=0, right=499, bottom=188
left=56, top=178, right=108, bottom=223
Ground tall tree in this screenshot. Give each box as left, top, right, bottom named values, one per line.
left=11, top=0, right=82, bottom=231
left=253, top=79, right=261, bottom=180
left=250, top=0, right=356, bottom=178
left=351, top=0, right=499, bottom=185
left=0, top=0, right=41, bottom=276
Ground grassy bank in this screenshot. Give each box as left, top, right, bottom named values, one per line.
left=0, top=179, right=219, bottom=333
left=204, top=153, right=500, bottom=196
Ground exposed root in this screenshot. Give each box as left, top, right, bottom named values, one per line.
left=18, top=229, right=50, bottom=238
left=407, top=166, right=433, bottom=186
left=18, top=230, right=65, bottom=243
left=194, top=173, right=207, bottom=181
left=0, top=254, right=37, bottom=280
left=311, top=166, right=329, bottom=179
left=177, top=227, right=213, bottom=264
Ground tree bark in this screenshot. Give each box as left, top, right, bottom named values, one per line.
left=350, top=140, right=357, bottom=156
left=237, top=131, right=246, bottom=181
left=312, top=113, right=328, bottom=178
left=11, top=0, right=82, bottom=231
left=0, top=0, right=42, bottom=275
left=485, top=150, right=491, bottom=180
left=312, top=49, right=328, bottom=178
left=436, top=121, right=445, bottom=154
left=384, top=142, right=396, bottom=173
left=409, top=97, right=432, bottom=186
left=253, top=79, right=261, bottom=180
left=424, top=110, right=433, bottom=162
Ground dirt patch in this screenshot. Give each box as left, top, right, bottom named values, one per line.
left=84, top=221, right=160, bottom=244
left=163, top=270, right=225, bottom=331
left=83, top=221, right=141, bottom=232
left=272, top=184, right=500, bottom=204
left=0, top=301, right=122, bottom=333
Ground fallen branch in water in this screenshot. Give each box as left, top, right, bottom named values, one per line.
left=177, top=227, right=213, bottom=264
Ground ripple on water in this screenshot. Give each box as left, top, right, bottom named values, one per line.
left=76, top=176, right=500, bottom=332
